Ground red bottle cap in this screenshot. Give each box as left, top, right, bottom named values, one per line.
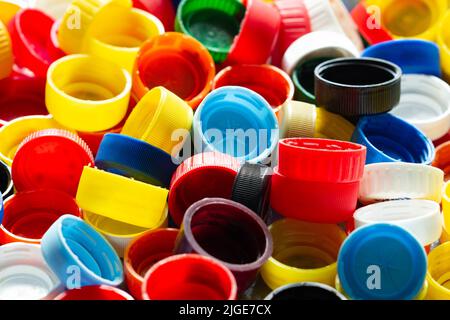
left=132, top=0, right=175, bottom=31
left=351, top=2, right=392, bottom=45
left=54, top=285, right=134, bottom=300
left=12, top=129, right=94, bottom=197
left=272, top=0, right=311, bottom=67
left=224, top=0, right=281, bottom=66
left=168, top=152, right=240, bottom=226
left=0, top=189, right=82, bottom=245
left=47, top=19, right=66, bottom=61
left=7, top=9, right=56, bottom=77
left=124, top=228, right=178, bottom=299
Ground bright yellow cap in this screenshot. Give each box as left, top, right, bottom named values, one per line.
left=0, top=115, right=73, bottom=166
left=121, top=86, right=193, bottom=156
left=437, top=10, right=450, bottom=81
left=0, top=1, right=21, bottom=25
left=314, top=107, right=355, bottom=141
left=84, top=7, right=164, bottom=73
left=0, top=20, right=13, bottom=80
left=426, top=242, right=450, bottom=299
left=76, top=166, right=169, bottom=229
left=260, top=219, right=347, bottom=290
left=46, top=54, right=131, bottom=132
left=58, top=0, right=132, bottom=54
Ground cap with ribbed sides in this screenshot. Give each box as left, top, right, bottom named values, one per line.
left=359, top=163, right=444, bottom=205
left=304, top=0, right=343, bottom=33
left=11, top=129, right=94, bottom=197
left=350, top=1, right=392, bottom=45
left=0, top=20, right=12, bottom=80
left=314, top=108, right=355, bottom=141
left=279, top=101, right=316, bottom=139
left=231, top=163, right=272, bottom=222
left=58, top=0, right=132, bottom=54
left=271, top=0, right=311, bottom=67
left=433, top=141, right=450, bottom=181
left=168, top=152, right=241, bottom=226
left=277, top=138, right=367, bottom=183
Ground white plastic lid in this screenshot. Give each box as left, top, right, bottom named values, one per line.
left=0, top=243, right=60, bottom=300
left=304, top=0, right=344, bottom=34
left=390, top=74, right=450, bottom=141
left=354, top=199, right=442, bottom=246
left=279, top=100, right=317, bottom=139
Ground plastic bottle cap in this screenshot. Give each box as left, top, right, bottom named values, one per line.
left=224, top=0, right=281, bottom=66
left=124, top=228, right=179, bottom=299
left=54, top=285, right=134, bottom=300
left=260, top=219, right=347, bottom=290
left=121, top=86, right=193, bottom=156
left=47, top=19, right=66, bottom=61
left=8, top=9, right=56, bottom=78
left=359, top=162, right=444, bottom=205
left=76, top=166, right=168, bottom=229
left=390, top=75, right=450, bottom=141
left=132, top=0, right=176, bottom=31
left=46, top=54, right=132, bottom=132
left=0, top=160, right=13, bottom=199
left=83, top=206, right=168, bottom=258
left=12, top=129, right=94, bottom=197
left=142, top=254, right=238, bottom=300
left=168, top=152, right=241, bottom=226
left=0, top=189, right=82, bottom=245
left=175, top=198, right=273, bottom=292
left=0, top=20, right=12, bottom=80
left=193, top=86, right=279, bottom=164
left=315, top=58, right=402, bottom=117
left=354, top=200, right=442, bottom=246
left=132, top=32, right=215, bottom=109
left=362, top=39, right=442, bottom=77
left=427, top=242, right=450, bottom=299
left=84, top=7, right=164, bottom=73
left=279, top=101, right=317, bottom=139
left=0, top=76, right=47, bottom=122
left=213, top=64, right=294, bottom=113
left=304, top=0, right=344, bottom=34
left=57, top=0, right=132, bottom=54
left=352, top=113, right=435, bottom=165
left=95, top=133, right=178, bottom=188
left=314, top=107, right=355, bottom=141
left=41, top=214, right=124, bottom=287
left=175, top=0, right=246, bottom=64
left=328, top=0, right=364, bottom=50
left=0, top=115, right=70, bottom=166
left=441, top=182, right=450, bottom=232
left=433, top=141, right=450, bottom=181
left=0, top=1, right=21, bottom=25
left=437, top=11, right=450, bottom=80
left=271, top=0, right=311, bottom=67
left=0, top=243, right=60, bottom=300
left=231, top=163, right=272, bottom=222
left=265, top=282, right=346, bottom=300
left=338, top=223, right=427, bottom=300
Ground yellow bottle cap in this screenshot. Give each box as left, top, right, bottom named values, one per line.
left=437, top=10, right=450, bottom=81
left=426, top=242, right=450, bottom=299
left=58, top=0, right=132, bottom=54
left=76, top=166, right=169, bottom=229
left=0, top=1, right=21, bottom=24
left=83, top=205, right=168, bottom=258
left=121, top=86, right=193, bottom=156
left=441, top=181, right=450, bottom=232
left=0, top=115, right=73, bottom=166
left=46, top=54, right=132, bottom=132
left=314, top=107, right=355, bottom=141
left=279, top=101, right=316, bottom=139
left=84, top=7, right=164, bottom=73
left=0, top=20, right=13, bottom=80
left=260, top=219, right=347, bottom=290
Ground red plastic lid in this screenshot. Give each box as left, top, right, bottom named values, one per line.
left=47, top=19, right=66, bottom=61
left=0, top=76, right=47, bottom=121
left=278, top=138, right=367, bottom=183
left=0, top=189, right=82, bottom=244
left=12, top=129, right=94, bottom=197
left=54, top=285, right=134, bottom=300
left=132, top=0, right=175, bottom=31
left=224, top=0, right=281, bottom=66
left=168, top=152, right=240, bottom=226
left=7, top=9, right=56, bottom=78
left=213, top=64, right=294, bottom=112
left=272, top=0, right=311, bottom=67
left=351, top=2, right=392, bottom=45
left=142, top=254, right=237, bottom=300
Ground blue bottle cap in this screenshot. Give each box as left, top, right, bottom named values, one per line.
left=362, top=39, right=442, bottom=77
left=338, top=223, right=427, bottom=300
left=193, top=86, right=279, bottom=164
left=351, top=113, right=435, bottom=165
left=95, top=133, right=179, bottom=188
left=41, top=215, right=123, bottom=287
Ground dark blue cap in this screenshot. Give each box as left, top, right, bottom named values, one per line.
left=338, top=223, right=427, bottom=300
left=362, top=39, right=442, bottom=77
left=95, top=134, right=179, bottom=188
left=351, top=113, right=435, bottom=165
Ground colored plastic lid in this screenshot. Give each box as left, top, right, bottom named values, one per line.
left=433, top=141, right=450, bottom=181
left=12, top=129, right=94, bottom=197
left=0, top=20, right=12, bottom=80
left=362, top=39, right=442, bottom=77
left=132, top=0, right=176, bottom=31
left=338, top=223, right=427, bottom=300
left=193, top=86, right=279, bottom=164
left=438, top=10, right=450, bottom=81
